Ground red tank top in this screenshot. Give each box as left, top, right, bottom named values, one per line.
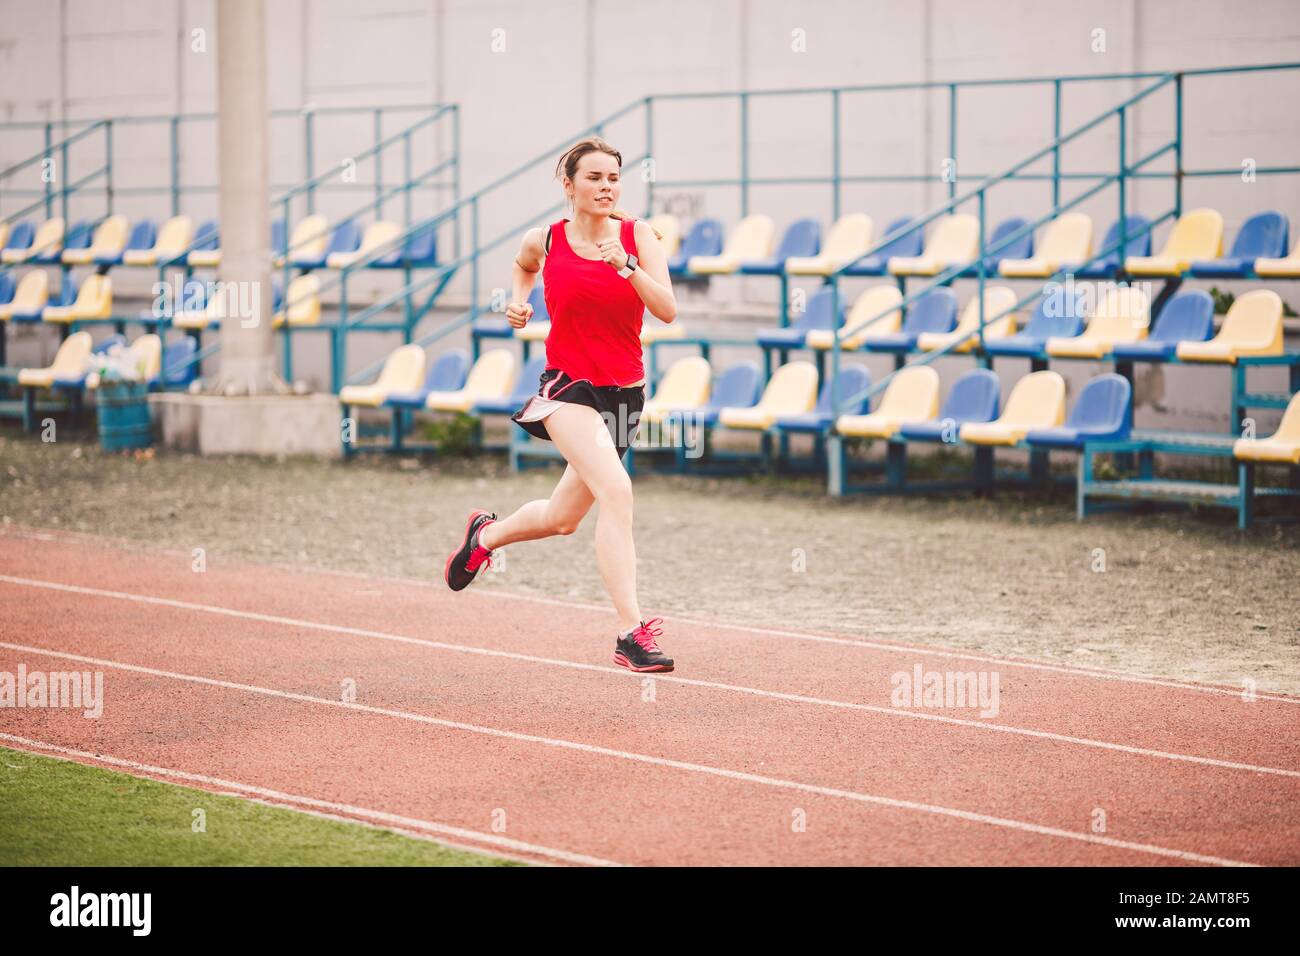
left=541, top=217, right=644, bottom=386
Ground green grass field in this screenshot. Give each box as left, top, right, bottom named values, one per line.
left=0, top=746, right=520, bottom=866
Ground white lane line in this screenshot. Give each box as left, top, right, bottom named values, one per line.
left=0, top=577, right=1296, bottom=778
left=0, top=643, right=1261, bottom=867
left=0, top=731, right=618, bottom=867
left=2, top=527, right=1295, bottom=703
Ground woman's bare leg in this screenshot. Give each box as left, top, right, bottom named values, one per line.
left=534, top=402, right=641, bottom=632
left=478, top=462, right=595, bottom=550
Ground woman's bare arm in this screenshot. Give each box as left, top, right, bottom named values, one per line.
left=507, top=227, right=547, bottom=328
left=627, top=219, right=677, bottom=324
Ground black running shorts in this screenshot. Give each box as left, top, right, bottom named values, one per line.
left=511, top=367, right=646, bottom=457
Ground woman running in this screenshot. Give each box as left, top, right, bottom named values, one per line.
left=443, top=136, right=679, bottom=673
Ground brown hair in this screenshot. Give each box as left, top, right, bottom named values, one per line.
left=554, top=136, right=663, bottom=241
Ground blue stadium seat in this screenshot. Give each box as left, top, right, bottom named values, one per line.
left=159, top=338, right=199, bottom=390
left=897, top=368, right=1001, bottom=441
left=1187, top=211, right=1289, bottom=279
left=1075, top=215, right=1151, bottom=278
left=774, top=364, right=871, bottom=432
left=294, top=219, right=361, bottom=270
left=0, top=273, right=15, bottom=308
left=983, top=287, right=1086, bottom=357
left=756, top=286, right=842, bottom=348
left=842, top=216, right=923, bottom=276
left=271, top=218, right=287, bottom=258
left=398, top=228, right=438, bottom=269
left=384, top=349, right=471, bottom=410
left=58, top=220, right=94, bottom=263
left=1025, top=373, right=1132, bottom=448
left=186, top=219, right=220, bottom=265
left=99, top=219, right=157, bottom=268
left=739, top=218, right=821, bottom=275
left=23, top=274, right=76, bottom=321
left=958, top=217, right=1033, bottom=277
left=2, top=221, right=35, bottom=259
left=861, top=287, right=958, bottom=352
left=475, top=355, right=548, bottom=415
left=1110, top=289, right=1214, bottom=361
left=698, top=360, right=762, bottom=427
left=668, top=219, right=723, bottom=276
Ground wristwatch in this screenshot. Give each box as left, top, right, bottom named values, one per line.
left=616, top=253, right=638, bottom=278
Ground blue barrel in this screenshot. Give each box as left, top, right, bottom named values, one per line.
left=97, top=380, right=153, bottom=451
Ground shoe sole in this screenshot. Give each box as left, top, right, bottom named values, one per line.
left=444, top=509, right=492, bottom=591
left=613, top=651, right=674, bottom=673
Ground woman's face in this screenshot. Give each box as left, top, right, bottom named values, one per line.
left=566, top=151, right=621, bottom=216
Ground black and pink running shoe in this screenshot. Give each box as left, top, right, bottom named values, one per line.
left=444, top=510, right=498, bottom=591
left=613, top=617, right=675, bottom=672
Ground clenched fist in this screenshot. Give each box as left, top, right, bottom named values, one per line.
left=506, top=301, right=534, bottom=329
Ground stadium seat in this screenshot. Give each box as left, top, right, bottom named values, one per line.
left=888, top=215, right=978, bottom=276
left=1045, top=286, right=1150, bottom=358
left=756, top=286, right=843, bottom=348
left=385, top=349, right=472, bottom=410
left=897, top=368, right=1001, bottom=441
left=391, top=227, right=438, bottom=269
left=1176, top=289, right=1284, bottom=363
left=1187, top=211, right=1288, bottom=279
left=784, top=214, right=873, bottom=275
left=46, top=334, right=124, bottom=389
left=42, top=274, right=111, bottom=324
left=640, top=355, right=713, bottom=427
left=717, top=360, right=818, bottom=430
left=741, top=217, right=821, bottom=274
left=647, top=215, right=681, bottom=257
left=474, top=354, right=545, bottom=416
left=917, top=286, right=1019, bottom=353
left=272, top=275, right=322, bottom=327
left=843, top=216, right=924, bottom=276
left=1125, top=208, right=1223, bottom=276
left=294, top=219, right=360, bottom=270
left=339, top=344, right=427, bottom=407
left=0, top=271, right=50, bottom=322
left=1075, top=215, right=1151, bottom=279
left=327, top=221, right=401, bottom=269
left=1110, top=290, right=1214, bottom=361
left=668, top=218, right=723, bottom=275
left=18, top=331, right=93, bottom=388
left=640, top=318, right=686, bottom=345
left=773, top=364, right=872, bottom=432
left=85, top=334, right=162, bottom=390
left=688, top=215, right=776, bottom=275
left=1253, top=236, right=1300, bottom=278
left=999, top=213, right=1093, bottom=278
left=62, top=218, right=117, bottom=266
left=959, top=370, right=1066, bottom=445
left=26, top=218, right=67, bottom=264
left=958, top=217, right=1033, bottom=277
left=1233, top=392, right=1300, bottom=464
left=124, top=215, right=194, bottom=267
left=697, top=361, right=762, bottom=427
left=159, top=337, right=199, bottom=390
left=983, top=287, right=1086, bottom=357
left=1024, top=374, right=1132, bottom=448
left=274, top=215, right=329, bottom=268
left=806, top=285, right=904, bottom=351
left=861, top=287, right=958, bottom=352
left=0, top=221, right=35, bottom=262
left=187, top=219, right=221, bottom=267
left=0, top=273, right=15, bottom=315
left=96, top=218, right=153, bottom=267
left=425, top=348, right=517, bottom=412
left=834, top=365, right=940, bottom=439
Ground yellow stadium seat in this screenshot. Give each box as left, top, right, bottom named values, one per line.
left=339, top=344, right=427, bottom=408
left=641, top=356, right=712, bottom=427
left=327, top=221, right=402, bottom=269
left=918, top=286, right=1019, bottom=353
left=4, top=218, right=64, bottom=264
left=515, top=320, right=550, bottom=342
left=1233, top=392, right=1300, bottom=464
left=785, top=214, right=873, bottom=275
left=272, top=274, right=322, bottom=328
left=888, top=215, right=978, bottom=276
left=718, top=360, right=818, bottom=430
left=124, top=215, right=195, bottom=266
left=17, top=331, right=93, bottom=388
left=274, top=214, right=329, bottom=268
left=1176, top=289, right=1283, bottom=363
left=43, top=274, right=112, bottom=324
left=647, top=215, right=681, bottom=258
left=1046, top=286, right=1150, bottom=358
left=1125, top=208, right=1223, bottom=276
left=426, top=348, right=517, bottom=412
left=61, top=215, right=128, bottom=266
left=640, top=320, right=686, bottom=345
left=0, top=271, right=50, bottom=321
left=807, top=286, right=904, bottom=351
left=1253, top=238, right=1300, bottom=278
left=999, top=213, right=1093, bottom=278
left=959, top=370, right=1066, bottom=445
left=86, top=334, right=162, bottom=390
left=688, top=215, right=775, bottom=275
left=834, top=365, right=940, bottom=438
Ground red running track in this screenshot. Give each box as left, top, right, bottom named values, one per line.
left=1, top=525, right=1297, bottom=866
